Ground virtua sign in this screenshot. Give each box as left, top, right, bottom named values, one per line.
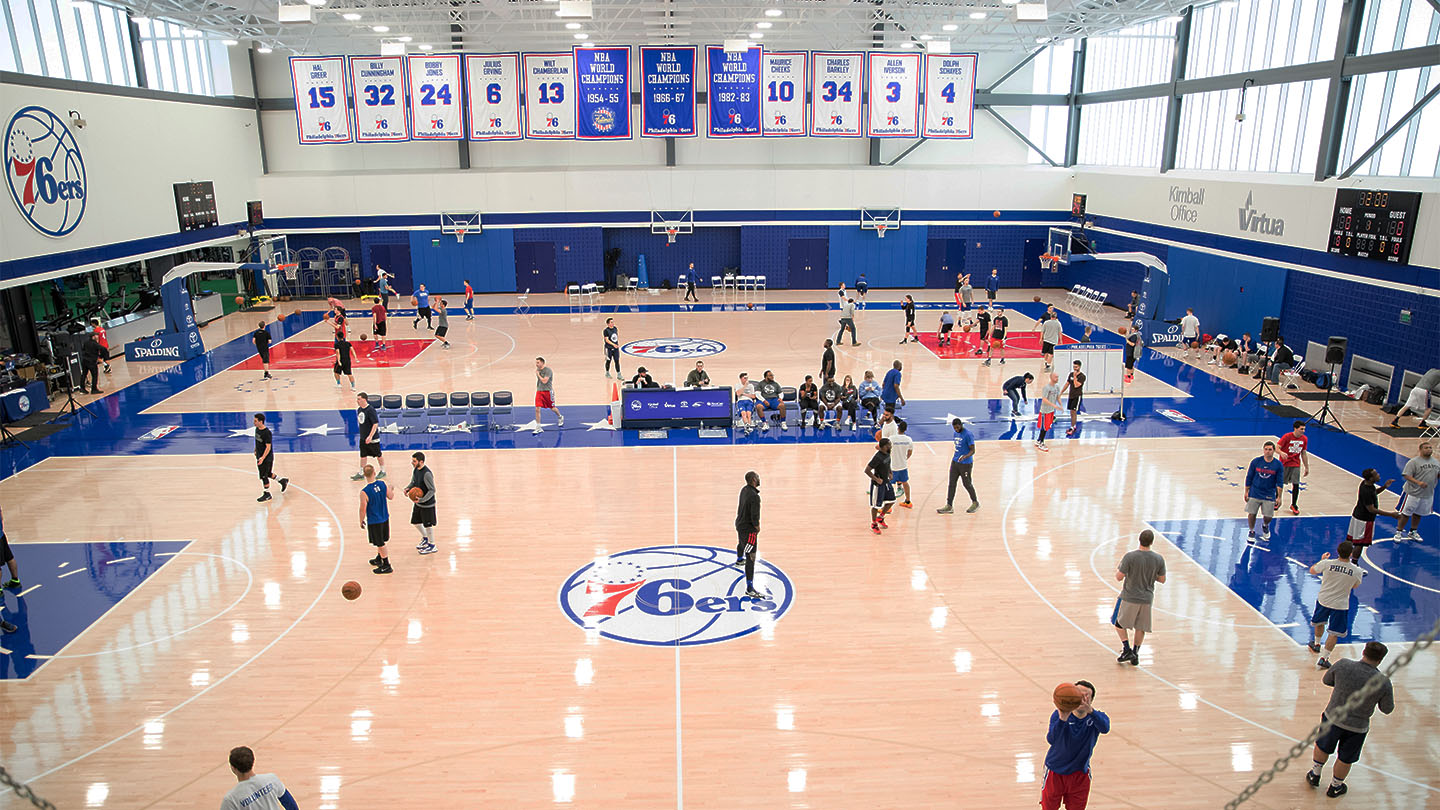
left=1237, top=191, right=1285, bottom=237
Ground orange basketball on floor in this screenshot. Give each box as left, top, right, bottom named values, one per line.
left=341, top=581, right=361, bottom=601
left=359, top=333, right=368, bottom=341
left=1053, top=682, right=1083, bottom=712
left=407, top=486, right=423, bottom=502
left=1033, top=295, right=1042, bottom=302
left=1117, top=325, right=1128, bottom=335
left=962, top=322, right=973, bottom=332
left=276, top=313, right=286, bottom=323
left=1223, top=350, right=1237, bottom=366
left=234, top=296, right=244, bottom=306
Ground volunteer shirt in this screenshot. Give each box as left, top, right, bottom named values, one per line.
left=1245, top=456, right=1285, bottom=501
left=358, top=404, right=379, bottom=442
left=1044, top=709, right=1111, bottom=776
left=1041, top=318, right=1062, bottom=345
left=1181, top=314, right=1199, bottom=337
left=890, top=433, right=913, bottom=471
left=1402, top=454, right=1440, bottom=498
left=1352, top=481, right=1380, bottom=522
left=1315, top=557, right=1362, bottom=610
left=951, top=428, right=976, bottom=463
left=363, top=480, right=390, bottom=524
left=254, top=426, right=272, bottom=459
left=537, top=366, right=554, bottom=392
left=220, top=773, right=298, bottom=810
left=882, top=368, right=902, bottom=403
left=1278, top=432, right=1308, bottom=468
left=1118, top=548, right=1166, bottom=604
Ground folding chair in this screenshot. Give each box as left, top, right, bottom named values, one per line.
left=755, top=275, right=766, bottom=292
left=470, top=391, right=491, bottom=430
left=774, top=386, right=798, bottom=429
left=580, top=283, right=599, bottom=305
left=711, top=276, right=723, bottom=300
left=378, top=394, right=403, bottom=431
left=491, top=390, right=514, bottom=430
left=738, top=275, right=755, bottom=292
left=515, top=288, right=531, bottom=315
left=566, top=284, right=581, bottom=305
left=448, top=392, right=471, bottom=429
left=402, top=394, right=427, bottom=433
left=677, top=275, right=687, bottom=299
left=425, top=392, right=450, bottom=431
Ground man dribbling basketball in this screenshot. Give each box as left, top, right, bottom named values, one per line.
left=1041, top=679, right=1109, bottom=810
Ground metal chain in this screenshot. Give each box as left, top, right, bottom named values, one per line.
left=0, top=764, right=57, bottom=810
left=1225, top=616, right=1440, bottom=810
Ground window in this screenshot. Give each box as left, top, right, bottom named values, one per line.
left=135, top=17, right=230, bottom=95
left=1084, top=18, right=1178, bottom=93
left=1177, top=80, right=1330, bottom=173
left=2, top=0, right=137, bottom=87
left=1340, top=67, right=1440, bottom=177
left=1077, top=97, right=1168, bottom=167
left=1358, top=0, right=1439, bottom=54
left=1026, top=39, right=1076, bottom=164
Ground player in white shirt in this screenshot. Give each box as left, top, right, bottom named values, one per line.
left=1307, top=541, right=1365, bottom=670
left=887, top=418, right=915, bottom=508
left=1180, top=308, right=1200, bottom=358
left=735, top=373, right=759, bottom=432
left=220, top=747, right=298, bottom=810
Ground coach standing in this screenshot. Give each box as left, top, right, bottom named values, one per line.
left=734, top=472, right=765, bottom=599
left=1307, top=641, right=1395, bottom=798
left=937, top=418, right=979, bottom=515
left=1396, top=440, right=1437, bottom=541
left=1112, top=529, right=1166, bottom=665
left=603, top=318, right=621, bottom=379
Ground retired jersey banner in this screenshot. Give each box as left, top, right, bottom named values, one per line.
left=640, top=46, right=696, bottom=137
left=406, top=53, right=463, bottom=139
left=523, top=52, right=577, bottom=138
left=348, top=56, right=409, bottom=142
left=291, top=56, right=352, bottom=143
left=866, top=52, right=921, bottom=138
left=465, top=54, right=522, bottom=140
left=574, top=46, right=632, bottom=139
left=809, top=52, right=863, bottom=137
left=761, top=52, right=806, bottom=136
left=706, top=45, right=762, bottom=137
left=923, top=53, right=977, bottom=139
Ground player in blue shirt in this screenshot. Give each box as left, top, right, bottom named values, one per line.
left=985, top=268, right=1000, bottom=302
left=855, top=273, right=869, bottom=308
left=881, top=361, right=905, bottom=409
left=1041, top=680, right=1110, bottom=810
left=1244, top=441, right=1286, bottom=541
left=359, top=464, right=396, bottom=574
left=412, top=284, right=432, bottom=330
left=937, top=418, right=980, bottom=515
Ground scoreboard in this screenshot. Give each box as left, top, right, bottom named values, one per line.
left=1328, top=189, right=1422, bottom=265
left=173, top=181, right=218, bottom=231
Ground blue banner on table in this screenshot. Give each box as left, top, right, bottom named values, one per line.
left=640, top=46, right=696, bottom=137
left=706, top=46, right=762, bottom=137
left=573, top=45, right=632, bottom=140
left=621, top=386, right=734, bottom=429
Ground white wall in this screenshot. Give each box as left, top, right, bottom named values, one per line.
left=0, top=82, right=264, bottom=265
left=1074, top=168, right=1440, bottom=269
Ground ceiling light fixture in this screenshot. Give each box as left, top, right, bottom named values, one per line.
left=749, top=31, right=764, bottom=38
left=342, top=12, right=361, bottom=20
left=942, top=23, right=958, bottom=31
left=371, top=24, right=389, bottom=32
left=900, top=42, right=916, bottom=48
left=397, top=35, right=411, bottom=42
left=303, top=0, right=325, bottom=6
left=919, top=34, right=932, bottom=40
left=418, top=44, right=432, bottom=50
left=573, top=32, right=588, bottom=39
left=565, top=22, right=581, bottom=29
left=969, top=11, right=987, bottom=19
left=764, top=7, right=782, bottom=16
left=756, top=21, right=772, bottom=28
left=131, top=15, right=149, bottom=22
left=1163, top=14, right=1183, bottom=23
left=257, top=46, right=273, bottom=53
left=221, top=38, right=239, bottom=46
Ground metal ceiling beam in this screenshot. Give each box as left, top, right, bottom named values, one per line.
left=1064, top=38, right=1085, bottom=167
left=984, top=45, right=1045, bottom=92
left=1315, top=0, right=1367, bottom=181
left=1159, top=4, right=1191, bottom=173
left=1339, top=80, right=1440, bottom=178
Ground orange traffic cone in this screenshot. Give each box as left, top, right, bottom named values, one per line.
left=607, top=382, right=620, bottom=425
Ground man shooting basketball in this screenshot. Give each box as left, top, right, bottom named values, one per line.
left=1041, top=680, right=1110, bottom=810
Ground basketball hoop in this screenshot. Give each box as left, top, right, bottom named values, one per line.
left=666, top=227, right=678, bottom=245
left=455, top=229, right=467, bottom=244
left=876, top=224, right=888, bottom=239
left=277, top=262, right=299, bottom=281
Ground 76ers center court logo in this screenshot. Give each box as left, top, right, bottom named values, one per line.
left=621, top=337, right=726, bottom=359
left=6, top=106, right=87, bottom=237
left=559, top=545, right=794, bottom=646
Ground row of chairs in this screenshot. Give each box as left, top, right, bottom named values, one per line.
left=1067, top=285, right=1108, bottom=313
left=708, top=274, right=767, bottom=293
left=375, top=392, right=516, bottom=433
left=565, top=284, right=602, bottom=305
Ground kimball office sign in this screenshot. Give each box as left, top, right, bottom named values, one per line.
left=1168, top=185, right=1205, bottom=223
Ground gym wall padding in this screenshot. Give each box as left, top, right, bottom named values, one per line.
left=604, top=227, right=742, bottom=289
left=827, top=224, right=928, bottom=288
left=1162, top=247, right=1288, bottom=343
left=408, top=228, right=516, bottom=294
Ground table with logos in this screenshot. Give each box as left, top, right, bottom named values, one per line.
left=0, top=381, right=49, bottom=422
left=621, top=386, right=734, bottom=429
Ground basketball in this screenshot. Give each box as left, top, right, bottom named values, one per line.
left=359, top=333, right=368, bottom=341
left=962, top=323, right=972, bottom=332
left=1118, top=325, right=1128, bottom=335
left=992, top=210, right=1002, bottom=218
left=747, top=302, right=755, bottom=310
left=407, top=486, right=423, bottom=502
left=1223, top=350, right=1237, bottom=365
left=234, top=296, right=244, bottom=306
left=410, top=296, right=419, bottom=307
left=341, top=581, right=361, bottom=601
left=1053, top=682, right=1084, bottom=712
left=1033, top=295, right=1042, bottom=302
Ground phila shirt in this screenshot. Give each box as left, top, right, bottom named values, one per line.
left=1315, top=558, right=1362, bottom=610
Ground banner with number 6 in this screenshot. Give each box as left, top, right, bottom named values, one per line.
left=865, top=51, right=921, bottom=138
left=406, top=53, right=463, bottom=140
left=923, top=53, right=977, bottom=139
left=291, top=56, right=352, bottom=144
left=523, top=52, right=577, bottom=139
left=465, top=54, right=522, bottom=140
left=761, top=52, right=806, bottom=136
left=348, top=56, right=409, bottom=142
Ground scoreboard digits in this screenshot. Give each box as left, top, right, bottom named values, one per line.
left=1328, top=189, right=1422, bottom=265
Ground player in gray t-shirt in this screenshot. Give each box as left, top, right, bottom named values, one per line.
left=1307, top=641, right=1395, bottom=798
left=1036, top=373, right=1062, bottom=452
left=432, top=299, right=451, bottom=348
left=1112, top=529, right=1166, bottom=665
left=1396, top=440, right=1436, bottom=541
left=533, top=356, right=563, bottom=434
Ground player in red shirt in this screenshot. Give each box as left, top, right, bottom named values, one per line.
left=1277, top=420, right=1310, bottom=515
left=463, top=279, right=474, bottom=320
left=90, top=318, right=111, bottom=373
left=370, top=301, right=387, bottom=351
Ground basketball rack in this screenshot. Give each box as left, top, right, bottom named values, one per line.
left=651, top=210, right=694, bottom=245
left=861, top=208, right=901, bottom=239
left=441, top=211, right=481, bottom=244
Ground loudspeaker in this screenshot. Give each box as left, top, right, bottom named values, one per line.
left=1260, top=317, right=1280, bottom=343
left=1326, top=336, right=1347, bottom=366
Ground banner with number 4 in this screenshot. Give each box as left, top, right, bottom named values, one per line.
left=407, top=53, right=463, bottom=140
left=466, top=54, right=522, bottom=140
left=291, top=56, right=352, bottom=144
left=923, top=54, right=977, bottom=139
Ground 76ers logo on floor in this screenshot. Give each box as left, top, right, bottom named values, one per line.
left=5, top=106, right=86, bottom=237
left=559, top=545, right=794, bottom=646
left=621, top=337, right=726, bottom=359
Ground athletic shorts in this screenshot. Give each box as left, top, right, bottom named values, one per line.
left=257, top=347, right=270, bottom=363
left=1283, top=467, right=1303, bottom=486
left=763, top=397, right=780, bottom=411
left=1315, top=716, right=1368, bottom=764
left=1312, top=603, right=1351, bottom=635
left=987, top=289, right=997, bottom=300
left=869, top=481, right=896, bottom=509
left=991, top=336, right=1005, bottom=346
left=333, top=359, right=351, bottom=375
left=374, top=321, right=387, bottom=337
left=1042, top=341, right=1056, bottom=355
left=737, top=399, right=754, bottom=413
left=1347, top=517, right=1375, bottom=544
left=939, top=323, right=953, bottom=334
left=1398, top=491, right=1433, bottom=517
left=1111, top=598, right=1153, bottom=633
left=892, top=468, right=910, bottom=483
left=737, top=529, right=757, bottom=556
left=799, top=397, right=819, bottom=411
left=1037, top=412, right=1056, bottom=431
left=410, top=503, right=437, bottom=527
left=1403, top=386, right=1430, bottom=411
left=360, top=441, right=382, bottom=459
left=418, top=306, right=432, bottom=318
left=1245, top=498, right=1276, bottom=518
left=367, top=522, right=390, bottom=547
left=1067, top=394, right=1082, bottom=411
left=435, top=326, right=448, bottom=338
left=535, top=391, right=555, bottom=409
left=1039, top=770, right=1091, bottom=810
left=0, top=533, right=12, bottom=564
left=257, top=457, right=273, bottom=482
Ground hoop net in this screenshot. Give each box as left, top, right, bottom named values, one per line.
left=666, top=228, right=678, bottom=245
left=277, top=262, right=299, bottom=281
left=1039, top=253, right=1054, bottom=271
left=455, top=229, right=467, bottom=244
left=876, top=224, right=887, bottom=239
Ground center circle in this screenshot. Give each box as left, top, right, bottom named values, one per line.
left=620, top=337, right=726, bottom=359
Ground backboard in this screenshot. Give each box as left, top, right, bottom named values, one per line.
left=1047, top=227, right=1072, bottom=264
left=650, top=210, right=695, bottom=235
left=441, top=212, right=481, bottom=242
left=861, top=208, right=902, bottom=238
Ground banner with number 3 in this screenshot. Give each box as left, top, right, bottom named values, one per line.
left=865, top=52, right=921, bottom=138
left=291, top=56, right=352, bottom=144
left=923, top=54, right=978, bottom=139
left=407, top=54, right=463, bottom=140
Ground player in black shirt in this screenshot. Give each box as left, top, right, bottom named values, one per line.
left=351, top=392, right=386, bottom=481
left=602, top=318, right=621, bottom=378
left=333, top=336, right=355, bottom=389
left=865, top=438, right=895, bottom=535
left=253, top=413, right=289, bottom=502
left=798, top=375, right=820, bottom=428
left=1124, top=329, right=1141, bottom=382
left=252, top=320, right=273, bottom=380
left=818, top=377, right=842, bottom=427
left=975, top=307, right=992, bottom=356
left=1062, top=360, right=1086, bottom=435
left=899, top=295, right=918, bottom=344
left=1347, top=468, right=1397, bottom=561
left=733, top=471, right=765, bottom=598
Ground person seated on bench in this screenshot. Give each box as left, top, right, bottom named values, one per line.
left=1207, top=334, right=1239, bottom=367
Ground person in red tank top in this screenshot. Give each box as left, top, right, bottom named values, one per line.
left=370, top=302, right=387, bottom=350
left=1277, top=420, right=1310, bottom=515
left=90, top=318, right=111, bottom=373
left=463, top=280, right=474, bottom=320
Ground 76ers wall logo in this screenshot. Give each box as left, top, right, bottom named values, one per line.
left=6, top=106, right=87, bottom=237
left=559, top=545, right=795, bottom=646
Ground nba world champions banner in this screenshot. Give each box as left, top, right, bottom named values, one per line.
left=347, top=56, right=409, bottom=142
left=465, top=53, right=522, bottom=140
left=523, top=52, right=577, bottom=138
left=706, top=45, right=763, bottom=137
left=573, top=46, right=632, bottom=139
left=865, top=51, right=922, bottom=138
left=923, top=53, right=978, bottom=138
left=640, top=46, right=696, bottom=137
left=290, top=56, right=352, bottom=143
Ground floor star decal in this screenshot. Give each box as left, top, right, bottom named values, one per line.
left=298, top=423, right=340, bottom=436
